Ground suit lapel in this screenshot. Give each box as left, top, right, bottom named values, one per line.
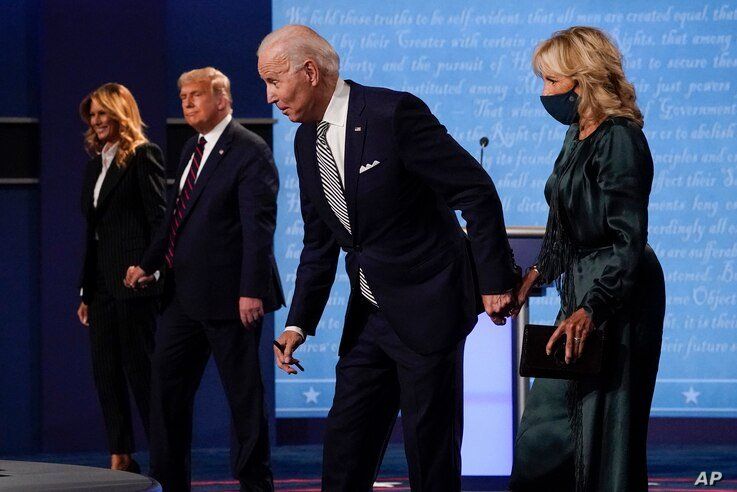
left=96, top=155, right=128, bottom=210
left=163, top=139, right=197, bottom=224
left=179, top=120, right=235, bottom=224
left=301, top=122, right=319, bottom=188
left=82, top=157, right=101, bottom=219
left=175, top=139, right=197, bottom=186
left=301, top=123, right=330, bottom=213
left=343, top=81, right=367, bottom=231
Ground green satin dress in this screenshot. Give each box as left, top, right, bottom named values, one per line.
left=510, top=117, right=666, bottom=491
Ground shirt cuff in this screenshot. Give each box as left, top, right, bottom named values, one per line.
left=285, top=326, right=306, bottom=341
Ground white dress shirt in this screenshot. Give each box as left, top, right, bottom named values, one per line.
left=284, top=79, right=351, bottom=342
left=321, top=78, right=351, bottom=186
left=93, top=141, right=119, bottom=208
left=178, top=113, right=232, bottom=191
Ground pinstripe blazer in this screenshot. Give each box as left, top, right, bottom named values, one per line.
left=79, top=142, right=167, bottom=303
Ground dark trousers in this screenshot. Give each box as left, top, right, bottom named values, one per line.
left=322, top=302, right=465, bottom=492
left=149, top=295, right=272, bottom=492
left=87, top=267, right=156, bottom=454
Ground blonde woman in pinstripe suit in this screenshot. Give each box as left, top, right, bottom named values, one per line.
left=77, top=83, right=166, bottom=473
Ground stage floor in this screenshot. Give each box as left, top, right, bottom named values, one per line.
left=2, top=444, right=736, bottom=491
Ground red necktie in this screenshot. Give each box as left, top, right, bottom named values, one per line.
left=165, top=136, right=207, bottom=268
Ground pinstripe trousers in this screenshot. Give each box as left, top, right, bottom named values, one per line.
left=87, top=259, right=156, bottom=454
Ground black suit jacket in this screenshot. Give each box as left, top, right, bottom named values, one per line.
left=287, top=81, right=518, bottom=355
left=79, top=142, right=167, bottom=303
left=141, top=119, right=285, bottom=320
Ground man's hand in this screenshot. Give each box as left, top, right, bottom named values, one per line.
left=124, top=266, right=155, bottom=289
left=482, top=292, right=516, bottom=325
left=77, top=301, right=89, bottom=327
left=274, top=330, right=305, bottom=375
left=546, top=308, right=593, bottom=363
left=239, top=297, right=264, bottom=328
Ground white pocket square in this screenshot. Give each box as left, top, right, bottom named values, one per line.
left=359, top=160, right=380, bottom=174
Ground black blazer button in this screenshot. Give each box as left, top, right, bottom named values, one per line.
left=354, top=245, right=362, bottom=252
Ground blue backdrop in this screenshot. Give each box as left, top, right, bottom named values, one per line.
left=271, top=0, right=737, bottom=419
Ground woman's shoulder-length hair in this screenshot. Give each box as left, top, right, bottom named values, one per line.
left=79, top=82, right=148, bottom=166
left=532, top=26, right=644, bottom=127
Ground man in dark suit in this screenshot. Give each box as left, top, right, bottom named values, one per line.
left=258, top=26, right=518, bottom=491
left=126, top=67, right=284, bottom=492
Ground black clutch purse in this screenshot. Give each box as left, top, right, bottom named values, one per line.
left=519, top=324, right=604, bottom=380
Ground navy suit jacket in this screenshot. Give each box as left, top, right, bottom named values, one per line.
left=287, top=81, right=517, bottom=355
left=141, top=119, right=285, bottom=320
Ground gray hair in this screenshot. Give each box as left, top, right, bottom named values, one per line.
left=258, top=25, right=340, bottom=78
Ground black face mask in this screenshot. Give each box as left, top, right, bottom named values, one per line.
left=540, top=86, right=579, bottom=125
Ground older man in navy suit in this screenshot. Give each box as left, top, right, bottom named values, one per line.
left=126, top=67, right=284, bottom=491
left=259, top=26, right=518, bottom=491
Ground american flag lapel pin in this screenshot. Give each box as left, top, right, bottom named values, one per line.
left=354, top=126, right=362, bottom=132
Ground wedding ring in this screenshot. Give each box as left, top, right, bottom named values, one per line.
left=573, top=337, right=582, bottom=343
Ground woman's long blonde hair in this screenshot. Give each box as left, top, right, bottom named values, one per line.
left=532, top=26, right=643, bottom=127
left=79, top=83, right=148, bottom=166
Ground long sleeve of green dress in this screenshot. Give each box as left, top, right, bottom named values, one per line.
left=578, top=124, right=652, bottom=328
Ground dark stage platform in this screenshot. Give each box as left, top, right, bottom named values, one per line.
left=0, top=460, right=159, bottom=491
left=2, top=444, right=736, bottom=491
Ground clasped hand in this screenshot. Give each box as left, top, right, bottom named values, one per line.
left=482, top=292, right=517, bottom=325
left=124, top=265, right=155, bottom=289
left=482, top=265, right=524, bottom=325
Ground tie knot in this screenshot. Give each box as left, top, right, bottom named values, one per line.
left=317, top=121, right=329, bottom=138
left=198, top=136, right=207, bottom=147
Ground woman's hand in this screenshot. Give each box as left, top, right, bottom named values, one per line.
left=510, top=268, right=540, bottom=316
left=77, top=301, right=89, bottom=327
left=546, top=308, right=593, bottom=363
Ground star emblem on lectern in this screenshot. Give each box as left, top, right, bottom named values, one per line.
left=303, top=386, right=320, bottom=404
left=682, top=386, right=700, bottom=404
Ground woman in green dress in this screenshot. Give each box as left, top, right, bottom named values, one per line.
left=510, top=26, right=666, bottom=492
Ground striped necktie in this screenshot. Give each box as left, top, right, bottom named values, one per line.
left=165, top=136, right=207, bottom=268
left=316, top=121, right=378, bottom=307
